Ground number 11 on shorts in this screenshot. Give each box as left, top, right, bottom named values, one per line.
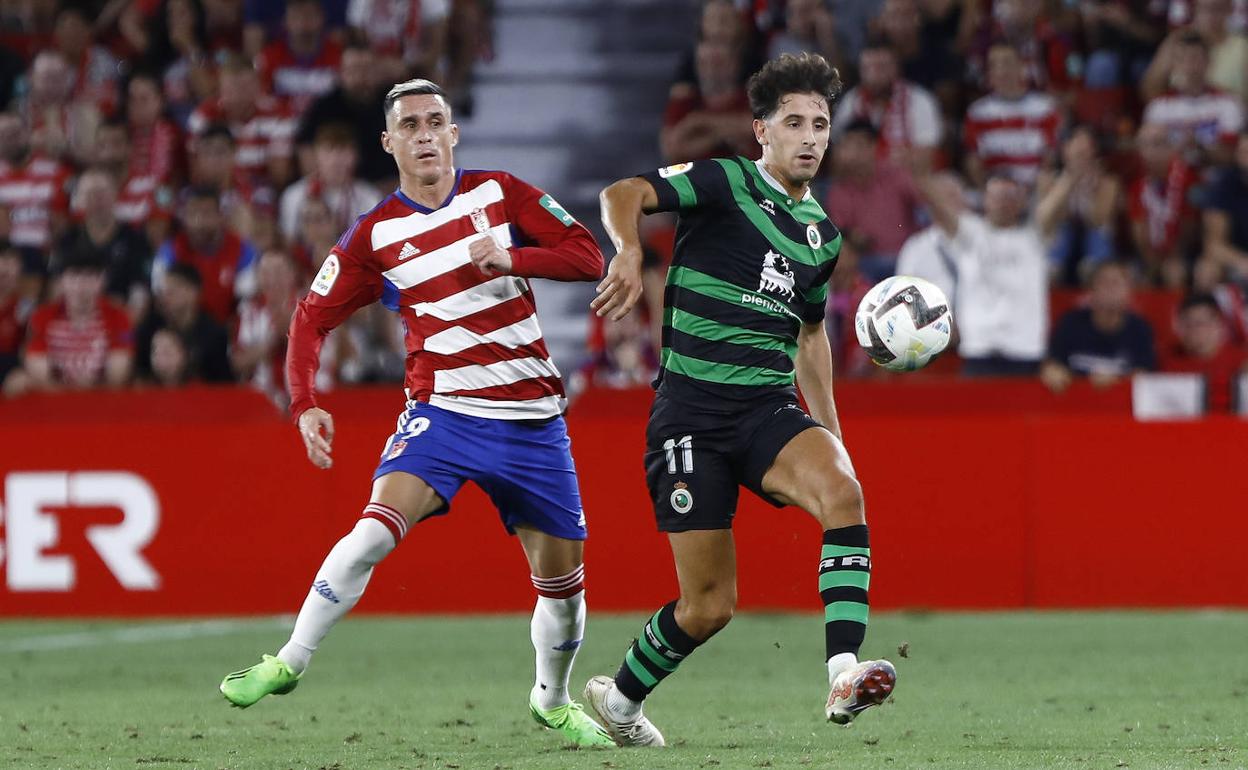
left=663, top=435, right=693, bottom=474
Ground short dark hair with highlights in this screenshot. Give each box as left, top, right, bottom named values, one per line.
left=383, top=78, right=448, bottom=118
left=746, top=53, right=843, bottom=120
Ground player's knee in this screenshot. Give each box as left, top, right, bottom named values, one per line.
left=811, top=476, right=865, bottom=529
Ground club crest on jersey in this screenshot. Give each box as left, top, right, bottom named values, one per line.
left=758, top=250, right=796, bottom=301
left=806, top=224, right=822, bottom=249
left=670, top=481, right=693, bottom=514
left=658, top=162, right=693, bottom=178
left=538, top=193, right=575, bottom=226
left=469, top=207, right=491, bottom=235
left=310, top=254, right=339, bottom=296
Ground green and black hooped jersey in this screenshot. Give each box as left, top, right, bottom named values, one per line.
left=639, top=156, right=842, bottom=406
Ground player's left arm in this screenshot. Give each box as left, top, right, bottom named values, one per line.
left=795, top=320, right=843, bottom=441
left=469, top=174, right=604, bottom=281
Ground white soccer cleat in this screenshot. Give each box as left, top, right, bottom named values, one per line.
left=583, top=675, right=666, bottom=748
left=825, top=658, right=897, bottom=724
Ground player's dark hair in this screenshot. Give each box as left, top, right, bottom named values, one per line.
left=383, top=78, right=448, bottom=117
left=1179, top=292, right=1220, bottom=315
left=746, top=53, right=842, bottom=120
left=165, top=261, right=203, bottom=288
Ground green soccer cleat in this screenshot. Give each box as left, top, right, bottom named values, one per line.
left=220, top=654, right=300, bottom=708
left=529, top=696, right=616, bottom=748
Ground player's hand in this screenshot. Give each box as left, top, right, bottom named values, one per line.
left=592, top=247, right=644, bottom=320
left=468, top=236, right=512, bottom=275
left=298, top=407, right=335, bottom=469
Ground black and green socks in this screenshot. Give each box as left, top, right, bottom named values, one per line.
left=820, top=524, right=871, bottom=660
left=614, top=601, right=701, bottom=702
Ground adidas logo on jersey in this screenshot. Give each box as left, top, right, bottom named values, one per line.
left=398, top=242, right=420, bottom=260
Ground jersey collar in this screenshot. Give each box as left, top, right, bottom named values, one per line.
left=395, top=168, right=463, bottom=213
left=754, top=159, right=814, bottom=204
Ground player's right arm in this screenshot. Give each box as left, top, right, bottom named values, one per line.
left=287, top=233, right=382, bottom=469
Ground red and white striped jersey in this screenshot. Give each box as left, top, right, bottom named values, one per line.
left=963, top=92, right=1061, bottom=186
left=0, top=155, right=72, bottom=250
left=187, top=96, right=296, bottom=185
left=286, top=169, right=603, bottom=421
left=1142, top=89, right=1245, bottom=150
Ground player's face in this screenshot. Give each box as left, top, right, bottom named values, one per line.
left=382, top=94, right=458, bottom=186
left=755, top=92, right=830, bottom=186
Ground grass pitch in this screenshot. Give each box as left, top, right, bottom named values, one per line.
left=1, top=612, right=1245, bottom=770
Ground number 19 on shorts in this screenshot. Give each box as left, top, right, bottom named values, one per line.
left=663, top=435, right=694, bottom=474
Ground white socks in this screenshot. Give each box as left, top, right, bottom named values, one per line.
left=529, top=589, right=586, bottom=711
left=277, top=518, right=398, bottom=674
left=605, top=681, right=643, bottom=720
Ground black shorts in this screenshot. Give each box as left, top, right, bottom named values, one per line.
left=644, top=392, right=823, bottom=532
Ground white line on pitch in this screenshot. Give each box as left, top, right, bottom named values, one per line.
left=0, top=617, right=293, bottom=653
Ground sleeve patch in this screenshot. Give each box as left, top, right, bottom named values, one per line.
left=538, top=194, right=576, bottom=226
left=310, top=254, right=340, bottom=296
left=658, top=162, right=693, bottom=178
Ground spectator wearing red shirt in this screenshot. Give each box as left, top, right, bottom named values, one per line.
left=346, top=0, right=450, bottom=86
left=660, top=39, right=757, bottom=163
left=124, top=69, right=186, bottom=184
left=187, top=122, right=274, bottom=243
left=1142, top=31, right=1244, bottom=166
left=152, top=186, right=259, bottom=324
left=826, top=119, right=921, bottom=281
left=94, top=117, right=176, bottom=250
left=188, top=53, right=297, bottom=188
left=0, top=110, right=73, bottom=259
left=966, top=0, right=1079, bottom=93
left=255, top=0, right=343, bottom=114
left=51, top=3, right=120, bottom=114
left=0, top=242, right=31, bottom=387
left=964, top=41, right=1062, bottom=188
left=278, top=123, right=382, bottom=245
left=18, top=50, right=102, bottom=168
left=9, top=251, right=134, bottom=395
left=1128, top=122, right=1199, bottom=286
left=1159, top=292, right=1248, bottom=410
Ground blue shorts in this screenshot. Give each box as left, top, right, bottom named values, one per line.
left=373, top=401, right=587, bottom=540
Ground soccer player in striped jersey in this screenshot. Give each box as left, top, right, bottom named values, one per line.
left=583, top=53, right=896, bottom=746
left=219, top=78, right=614, bottom=748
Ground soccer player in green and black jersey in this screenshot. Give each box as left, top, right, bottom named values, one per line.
left=583, top=53, right=896, bottom=747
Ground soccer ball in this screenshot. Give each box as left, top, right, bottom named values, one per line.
left=854, top=276, right=953, bottom=372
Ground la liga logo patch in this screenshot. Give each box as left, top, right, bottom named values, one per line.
left=311, top=254, right=340, bottom=296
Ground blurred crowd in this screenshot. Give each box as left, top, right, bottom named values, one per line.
left=0, top=0, right=492, bottom=407
left=580, top=0, right=1248, bottom=411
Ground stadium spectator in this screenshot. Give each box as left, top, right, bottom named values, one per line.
left=279, top=124, right=383, bottom=244
left=1080, top=0, right=1164, bottom=89
left=233, top=248, right=330, bottom=406
left=152, top=185, right=259, bottom=324
left=124, top=69, right=187, bottom=184
left=255, top=0, right=343, bottom=114
left=895, top=170, right=963, bottom=306
left=146, top=327, right=192, bottom=386
left=1200, top=132, right=1248, bottom=282
left=829, top=0, right=885, bottom=64
left=243, top=0, right=348, bottom=59
left=1128, top=122, right=1199, bottom=287
left=670, top=0, right=762, bottom=97
left=93, top=118, right=176, bottom=250
left=186, top=122, right=274, bottom=242
left=873, top=0, right=961, bottom=100
left=660, top=39, right=757, bottom=162
left=295, top=40, right=393, bottom=187
left=1141, top=31, right=1243, bottom=166
left=914, top=167, right=1048, bottom=376
left=18, top=49, right=104, bottom=167
left=55, top=168, right=153, bottom=321
left=1040, top=261, right=1157, bottom=392
left=963, top=41, right=1062, bottom=188
left=1034, top=126, right=1122, bottom=287
left=1159, top=291, right=1248, bottom=410
left=8, top=251, right=134, bottom=395
left=0, top=111, right=72, bottom=261
left=136, top=0, right=214, bottom=129
left=0, top=242, right=29, bottom=387
left=831, top=38, right=943, bottom=167
left=825, top=119, right=921, bottom=281
left=347, top=0, right=450, bottom=86
left=1143, top=0, right=1248, bottom=103
left=965, top=0, right=1079, bottom=94
left=187, top=52, right=297, bottom=188
left=51, top=3, right=121, bottom=113
left=133, top=260, right=234, bottom=384
left=766, top=0, right=840, bottom=68
left=572, top=311, right=657, bottom=392
left=823, top=228, right=873, bottom=378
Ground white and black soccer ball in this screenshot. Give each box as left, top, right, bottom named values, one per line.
left=854, top=276, right=953, bottom=372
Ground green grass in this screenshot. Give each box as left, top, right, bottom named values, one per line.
left=1, top=612, right=1246, bottom=770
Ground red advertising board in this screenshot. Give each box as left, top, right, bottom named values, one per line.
left=0, top=383, right=1244, bottom=615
